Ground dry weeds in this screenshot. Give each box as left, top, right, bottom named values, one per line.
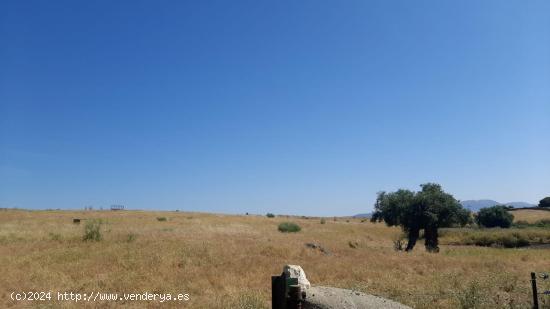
left=511, top=209, right=550, bottom=223
left=1, top=209, right=550, bottom=308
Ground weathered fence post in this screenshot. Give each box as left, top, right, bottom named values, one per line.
left=531, top=272, right=539, bottom=309
left=272, top=272, right=287, bottom=309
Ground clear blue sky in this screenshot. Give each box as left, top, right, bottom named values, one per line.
left=1, top=1, right=549, bottom=215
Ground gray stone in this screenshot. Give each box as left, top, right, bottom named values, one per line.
left=303, top=286, right=412, bottom=309
left=305, top=242, right=331, bottom=255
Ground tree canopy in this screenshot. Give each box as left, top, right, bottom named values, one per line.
left=371, top=183, right=471, bottom=252
left=539, top=197, right=550, bottom=208
left=475, top=205, right=514, bottom=228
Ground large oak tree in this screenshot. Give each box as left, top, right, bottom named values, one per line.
left=371, top=183, right=471, bottom=252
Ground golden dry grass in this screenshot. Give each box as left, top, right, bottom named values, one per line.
left=1, top=209, right=550, bottom=308
left=510, top=209, right=550, bottom=223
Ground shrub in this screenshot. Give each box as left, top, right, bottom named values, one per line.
left=320, top=218, right=326, bottom=224
left=440, top=228, right=539, bottom=248
left=126, top=233, right=137, bottom=243
left=83, top=219, right=102, bottom=241
left=278, top=222, right=301, bottom=233
left=157, top=217, right=167, bottom=222
left=266, top=213, right=275, bottom=218
left=475, top=206, right=514, bottom=228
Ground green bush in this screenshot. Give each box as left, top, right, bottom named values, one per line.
left=320, top=218, right=326, bottom=224
left=126, top=233, right=137, bottom=243
left=471, top=233, right=529, bottom=248
left=475, top=206, right=514, bottom=228
left=157, top=217, right=167, bottom=222
left=466, top=232, right=528, bottom=248
left=83, top=219, right=102, bottom=241
left=278, top=222, right=301, bottom=233
left=266, top=213, right=275, bottom=218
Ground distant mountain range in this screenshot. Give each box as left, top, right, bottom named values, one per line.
left=460, top=200, right=535, bottom=211
left=353, top=213, right=372, bottom=218
left=354, top=200, right=536, bottom=217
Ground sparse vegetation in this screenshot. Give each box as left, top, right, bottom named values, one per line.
left=2, top=209, right=550, bottom=308
left=440, top=228, right=550, bottom=248
left=392, top=234, right=406, bottom=251
left=126, top=233, right=137, bottom=242
left=83, top=219, right=102, bottom=241
left=456, top=280, right=484, bottom=309
left=277, top=222, right=301, bottom=233
left=157, top=217, right=167, bottom=222
left=514, top=219, right=550, bottom=229
left=49, top=232, right=62, bottom=241
left=215, top=291, right=268, bottom=309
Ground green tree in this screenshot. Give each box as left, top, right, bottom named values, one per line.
left=539, top=197, right=550, bottom=208
left=475, top=205, right=514, bottom=228
left=371, top=183, right=471, bottom=252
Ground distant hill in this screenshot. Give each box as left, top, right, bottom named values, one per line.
left=353, top=213, right=372, bottom=218
left=460, top=200, right=500, bottom=211
left=460, top=200, right=535, bottom=211
left=506, top=202, right=537, bottom=208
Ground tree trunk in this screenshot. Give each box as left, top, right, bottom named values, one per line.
left=405, top=228, right=419, bottom=251
left=424, top=226, right=440, bottom=253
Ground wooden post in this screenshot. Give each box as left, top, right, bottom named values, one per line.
left=531, top=272, right=539, bottom=309
left=272, top=272, right=287, bottom=309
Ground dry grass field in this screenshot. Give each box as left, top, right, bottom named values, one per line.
left=1, top=209, right=550, bottom=308
left=511, top=209, right=550, bottom=223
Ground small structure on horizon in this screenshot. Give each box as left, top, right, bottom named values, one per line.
left=110, top=204, right=125, bottom=211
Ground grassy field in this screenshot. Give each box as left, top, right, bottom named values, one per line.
left=511, top=209, right=550, bottom=223
left=1, top=209, right=550, bottom=308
